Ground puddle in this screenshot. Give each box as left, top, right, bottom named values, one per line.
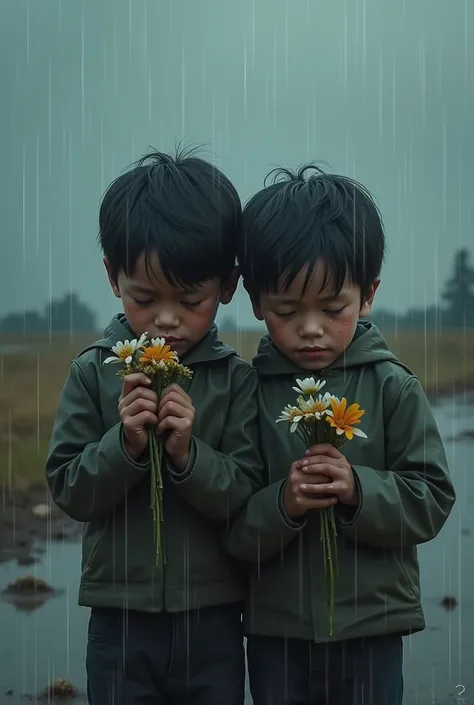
left=0, top=396, right=472, bottom=704
left=0, top=541, right=88, bottom=703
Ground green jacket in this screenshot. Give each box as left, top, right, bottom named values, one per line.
left=46, top=314, right=263, bottom=613
left=226, top=322, right=455, bottom=642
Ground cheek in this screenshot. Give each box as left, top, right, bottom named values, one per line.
left=331, top=311, right=359, bottom=343
left=183, top=298, right=220, bottom=330
left=264, top=314, right=293, bottom=348
left=122, top=301, right=151, bottom=326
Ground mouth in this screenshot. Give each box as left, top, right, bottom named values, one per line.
left=162, top=336, right=184, bottom=346
left=298, top=347, right=327, bottom=357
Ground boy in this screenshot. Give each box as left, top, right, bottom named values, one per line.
left=45, top=149, right=263, bottom=705
left=227, top=164, right=456, bottom=704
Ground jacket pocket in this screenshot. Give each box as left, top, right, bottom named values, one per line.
left=391, top=548, right=421, bottom=604
left=82, top=520, right=108, bottom=579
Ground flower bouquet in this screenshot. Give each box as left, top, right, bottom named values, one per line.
left=277, top=377, right=367, bottom=634
left=104, top=333, right=193, bottom=566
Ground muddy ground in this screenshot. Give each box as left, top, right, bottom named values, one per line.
left=0, top=484, right=81, bottom=566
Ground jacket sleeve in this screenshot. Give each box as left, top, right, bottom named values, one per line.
left=45, top=359, right=150, bottom=522
left=223, top=478, right=306, bottom=562
left=337, top=375, right=456, bottom=548
left=166, top=366, right=263, bottom=522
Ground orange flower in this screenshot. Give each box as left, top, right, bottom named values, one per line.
left=139, top=338, right=177, bottom=366
left=325, top=396, right=367, bottom=440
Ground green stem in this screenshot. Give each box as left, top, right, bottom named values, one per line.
left=149, top=428, right=165, bottom=567
left=320, top=506, right=337, bottom=636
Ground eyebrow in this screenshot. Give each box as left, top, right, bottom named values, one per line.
left=269, top=291, right=349, bottom=305
left=129, top=283, right=201, bottom=296
left=129, top=284, right=156, bottom=295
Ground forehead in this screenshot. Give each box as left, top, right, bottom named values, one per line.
left=121, top=252, right=215, bottom=294
left=118, top=252, right=170, bottom=293
left=270, top=262, right=355, bottom=301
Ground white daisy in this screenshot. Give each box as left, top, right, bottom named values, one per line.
left=292, top=377, right=326, bottom=396
left=103, top=333, right=148, bottom=365
left=276, top=405, right=304, bottom=433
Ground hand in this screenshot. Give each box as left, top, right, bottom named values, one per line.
left=119, top=373, right=158, bottom=459
left=157, top=383, right=195, bottom=472
left=283, top=459, right=337, bottom=519
left=300, top=444, right=358, bottom=505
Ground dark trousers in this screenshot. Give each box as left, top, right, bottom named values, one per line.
left=86, top=602, right=245, bottom=705
left=247, top=633, right=403, bottom=705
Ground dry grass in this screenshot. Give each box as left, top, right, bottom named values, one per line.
left=1, top=328, right=473, bottom=489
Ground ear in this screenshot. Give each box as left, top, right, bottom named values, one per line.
left=242, top=280, right=264, bottom=321
left=104, top=257, right=121, bottom=299
left=219, top=267, right=240, bottom=305
left=359, top=279, right=380, bottom=317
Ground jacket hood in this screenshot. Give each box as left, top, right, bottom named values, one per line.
left=253, top=321, right=400, bottom=377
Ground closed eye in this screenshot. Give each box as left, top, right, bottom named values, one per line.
left=274, top=310, right=296, bottom=319
left=181, top=300, right=203, bottom=307
left=132, top=297, right=154, bottom=306
left=324, top=307, right=345, bottom=316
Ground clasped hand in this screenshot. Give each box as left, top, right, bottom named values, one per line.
left=283, top=444, right=357, bottom=519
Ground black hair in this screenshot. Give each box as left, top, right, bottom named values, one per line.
left=98, top=146, right=241, bottom=286
left=238, top=163, right=386, bottom=299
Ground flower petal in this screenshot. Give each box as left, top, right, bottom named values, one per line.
left=351, top=427, right=368, bottom=438
left=103, top=356, right=121, bottom=364
left=137, top=332, right=148, bottom=348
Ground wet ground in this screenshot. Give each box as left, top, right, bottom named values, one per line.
left=0, top=394, right=473, bottom=704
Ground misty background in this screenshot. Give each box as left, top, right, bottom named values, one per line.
left=1, top=0, right=473, bottom=331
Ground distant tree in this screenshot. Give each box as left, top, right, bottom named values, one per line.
left=0, top=292, right=98, bottom=334
left=441, top=248, right=474, bottom=327
left=369, top=304, right=443, bottom=332
left=45, top=292, right=97, bottom=333
left=0, top=310, right=44, bottom=334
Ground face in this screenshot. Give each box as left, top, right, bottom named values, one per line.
left=105, top=252, right=238, bottom=357
left=251, top=261, right=379, bottom=370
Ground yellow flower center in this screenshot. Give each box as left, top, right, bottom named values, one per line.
left=303, top=399, right=328, bottom=415
left=117, top=345, right=135, bottom=360
left=139, top=343, right=176, bottom=365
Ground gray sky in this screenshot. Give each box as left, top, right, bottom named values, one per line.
left=1, top=0, right=473, bottom=330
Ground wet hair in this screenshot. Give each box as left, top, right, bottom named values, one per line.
left=238, top=163, right=386, bottom=300
left=98, top=146, right=241, bottom=286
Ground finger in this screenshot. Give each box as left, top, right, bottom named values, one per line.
left=159, top=390, right=193, bottom=410
left=119, top=386, right=157, bottom=408
left=123, top=410, right=158, bottom=430
left=157, top=401, right=193, bottom=423
left=295, top=472, right=330, bottom=485
left=298, top=497, right=338, bottom=510
left=121, top=374, right=152, bottom=397
left=300, top=463, right=338, bottom=477
left=300, top=481, right=345, bottom=495
left=299, top=455, right=338, bottom=469
left=304, top=444, right=342, bottom=460
left=120, top=398, right=157, bottom=419
left=161, top=383, right=191, bottom=403
left=157, top=415, right=193, bottom=435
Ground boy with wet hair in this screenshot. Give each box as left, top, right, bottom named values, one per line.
left=46, top=149, right=263, bottom=705
left=227, top=164, right=455, bottom=705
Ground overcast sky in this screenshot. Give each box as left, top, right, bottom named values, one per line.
left=1, top=0, right=473, bottom=329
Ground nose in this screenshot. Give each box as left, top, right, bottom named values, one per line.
left=299, top=312, right=324, bottom=340
left=153, top=306, right=180, bottom=331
